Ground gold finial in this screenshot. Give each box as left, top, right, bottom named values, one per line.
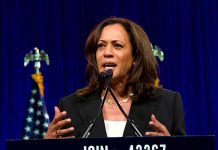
left=24, top=47, right=49, bottom=73
left=151, top=44, right=164, bottom=62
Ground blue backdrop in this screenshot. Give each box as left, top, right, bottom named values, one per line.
left=1, top=0, right=218, bottom=150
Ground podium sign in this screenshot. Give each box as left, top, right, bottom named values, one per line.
left=7, top=136, right=215, bottom=150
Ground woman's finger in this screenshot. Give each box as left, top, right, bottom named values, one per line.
left=145, top=132, right=159, bottom=137
left=57, top=127, right=74, bottom=137
left=54, top=118, right=72, bottom=131
left=51, top=107, right=67, bottom=124
left=148, top=114, right=170, bottom=136
left=60, top=135, right=75, bottom=139
left=149, top=120, right=163, bottom=133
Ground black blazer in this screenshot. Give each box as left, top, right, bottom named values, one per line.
left=58, top=88, right=186, bottom=137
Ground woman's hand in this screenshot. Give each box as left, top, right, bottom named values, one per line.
left=44, top=106, right=74, bottom=139
left=145, top=114, right=170, bottom=136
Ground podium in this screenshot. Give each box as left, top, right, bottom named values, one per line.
left=7, top=136, right=215, bottom=150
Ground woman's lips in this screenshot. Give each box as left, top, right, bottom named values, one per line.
left=102, top=62, right=117, bottom=71
left=104, top=66, right=115, bottom=70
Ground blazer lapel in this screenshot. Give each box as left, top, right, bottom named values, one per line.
left=123, top=98, right=161, bottom=137
left=76, top=92, right=107, bottom=137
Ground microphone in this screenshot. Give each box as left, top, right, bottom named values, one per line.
left=99, top=69, right=113, bottom=84
left=81, top=70, right=113, bottom=138
left=108, top=88, right=143, bottom=137
left=101, top=69, right=143, bottom=136
left=82, top=69, right=143, bottom=137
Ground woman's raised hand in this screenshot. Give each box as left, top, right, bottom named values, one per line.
left=44, top=106, right=74, bottom=139
left=145, top=114, right=170, bottom=136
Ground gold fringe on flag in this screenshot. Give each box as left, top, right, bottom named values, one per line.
left=31, top=73, right=44, bottom=96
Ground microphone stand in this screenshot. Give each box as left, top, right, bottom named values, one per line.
left=108, top=88, right=143, bottom=137
left=82, top=69, right=142, bottom=137
left=81, top=78, right=111, bottom=138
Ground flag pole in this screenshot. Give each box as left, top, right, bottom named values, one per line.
left=22, top=47, right=50, bottom=140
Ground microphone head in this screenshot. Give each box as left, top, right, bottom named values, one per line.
left=106, top=69, right=113, bottom=79
left=99, top=72, right=106, bottom=81
left=99, top=69, right=113, bottom=81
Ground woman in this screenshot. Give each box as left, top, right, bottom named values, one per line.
left=45, top=17, right=186, bottom=139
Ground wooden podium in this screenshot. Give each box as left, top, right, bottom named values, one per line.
left=7, top=136, right=215, bottom=150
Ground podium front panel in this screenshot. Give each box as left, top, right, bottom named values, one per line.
left=7, top=136, right=215, bottom=150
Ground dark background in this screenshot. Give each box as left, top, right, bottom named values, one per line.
left=1, top=0, right=217, bottom=150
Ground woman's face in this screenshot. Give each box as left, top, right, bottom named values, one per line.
left=96, top=24, right=134, bottom=81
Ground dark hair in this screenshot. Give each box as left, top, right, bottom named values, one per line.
left=75, top=17, right=158, bottom=100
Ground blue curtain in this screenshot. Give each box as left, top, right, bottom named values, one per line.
left=1, top=0, right=217, bottom=149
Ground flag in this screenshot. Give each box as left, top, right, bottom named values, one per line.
left=22, top=73, right=50, bottom=139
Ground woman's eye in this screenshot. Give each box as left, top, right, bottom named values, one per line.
left=114, top=44, right=123, bottom=48
left=97, top=43, right=105, bottom=48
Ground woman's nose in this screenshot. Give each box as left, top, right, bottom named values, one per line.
left=103, top=45, right=113, bottom=58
